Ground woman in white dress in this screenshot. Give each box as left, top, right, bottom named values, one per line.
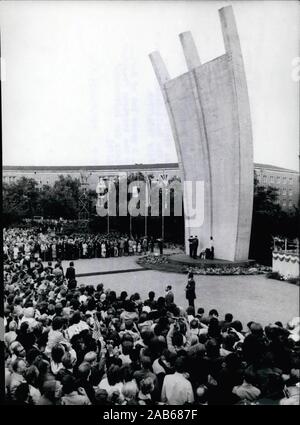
left=101, top=242, right=106, bottom=258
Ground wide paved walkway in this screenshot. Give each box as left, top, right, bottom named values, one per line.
left=52, top=257, right=299, bottom=329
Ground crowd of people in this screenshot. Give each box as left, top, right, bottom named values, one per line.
left=3, top=231, right=300, bottom=405
left=3, top=228, right=157, bottom=263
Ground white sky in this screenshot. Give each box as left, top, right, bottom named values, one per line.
left=1, top=0, right=299, bottom=170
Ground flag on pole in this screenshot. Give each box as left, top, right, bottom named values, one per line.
left=145, top=175, right=150, bottom=208
left=96, top=178, right=107, bottom=207
left=160, top=173, right=169, bottom=209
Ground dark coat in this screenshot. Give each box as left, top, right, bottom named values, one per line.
left=66, top=266, right=76, bottom=281
left=186, top=279, right=196, bottom=300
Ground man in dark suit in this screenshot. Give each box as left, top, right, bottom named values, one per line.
left=188, top=236, right=194, bottom=258
left=193, top=236, right=199, bottom=259
left=66, top=261, right=76, bottom=282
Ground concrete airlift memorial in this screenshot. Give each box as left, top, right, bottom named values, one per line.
left=149, top=5, right=254, bottom=264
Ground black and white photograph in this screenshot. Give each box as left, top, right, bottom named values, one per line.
left=1, top=0, right=299, bottom=413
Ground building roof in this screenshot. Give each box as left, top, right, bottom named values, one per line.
left=2, top=163, right=180, bottom=172
left=254, top=163, right=299, bottom=174
left=2, top=162, right=299, bottom=174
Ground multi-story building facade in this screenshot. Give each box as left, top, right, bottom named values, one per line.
left=3, top=162, right=299, bottom=211
left=254, top=163, right=299, bottom=211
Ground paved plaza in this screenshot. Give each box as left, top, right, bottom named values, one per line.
left=55, top=256, right=299, bottom=329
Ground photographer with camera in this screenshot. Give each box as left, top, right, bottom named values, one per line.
left=166, top=316, right=192, bottom=354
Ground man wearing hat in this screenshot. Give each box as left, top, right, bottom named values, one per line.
left=188, top=236, right=194, bottom=258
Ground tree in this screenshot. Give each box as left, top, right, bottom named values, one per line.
left=3, top=177, right=40, bottom=225
left=249, top=173, right=290, bottom=265
left=39, top=175, right=81, bottom=219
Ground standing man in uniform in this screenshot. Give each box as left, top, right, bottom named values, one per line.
left=188, top=236, right=194, bottom=258
left=193, top=236, right=199, bottom=259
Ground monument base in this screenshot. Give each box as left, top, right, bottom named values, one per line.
left=168, top=254, right=255, bottom=268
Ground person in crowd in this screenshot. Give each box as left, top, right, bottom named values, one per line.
left=66, top=261, right=76, bottom=283
left=185, top=272, right=196, bottom=309
left=161, top=356, right=194, bottom=405
left=165, top=285, right=174, bottom=306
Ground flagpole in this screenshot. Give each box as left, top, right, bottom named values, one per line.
left=145, top=174, right=148, bottom=238
left=107, top=178, right=110, bottom=234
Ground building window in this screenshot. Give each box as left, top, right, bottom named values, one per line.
left=276, top=176, right=281, bottom=184
left=263, top=175, right=267, bottom=184
left=270, top=175, right=274, bottom=183
left=282, top=189, right=286, bottom=196
left=282, top=201, right=287, bottom=208
left=289, top=201, right=293, bottom=208
left=289, top=190, right=293, bottom=197
left=283, top=176, right=287, bottom=185
left=289, top=177, right=293, bottom=185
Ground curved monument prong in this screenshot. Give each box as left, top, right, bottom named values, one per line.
left=179, top=31, right=201, bottom=71
left=219, top=6, right=241, bottom=58
left=149, top=51, right=170, bottom=89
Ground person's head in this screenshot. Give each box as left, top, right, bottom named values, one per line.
left=120, top=291, right=128, bottom=300
left=71, top=311, right=81, bottom=325
left=140, top=377, right=155, bottom=395
left=225, top=313, right=233, bottom=323
left=69, top=262, right=74, bottom=267
left=42, top=380, right=62, bottom=401
left=12, top=342, right=26, bottom=358
left=107, top=365, right=122, bottom=386
left=205, top=338, right=220, bottom=358
left=52, top=316, right=64, bottom=331
left=77, top=362, right=91, bottom=381
left=196, top=384, right=208, bottom=404
left=95, top=388, right=108, bottom=405
left=190, top=319, right=199, bottom=329
left=148, top=291, right=155, bottom=301
left=24, top=365, right=39, bottom=387
left=209, top=309, right=219, bottom=319
left=51, top=344, right=65, bottom=364
left=250, top=322, right=264, bottom=337
left=174, top=356, right=187, bottom=374
left=188, top=272, right=194, bottom=279
left=83, top=351, right=97, bottom=366
left=12, top=358, right=27, bottom=375
left=122, top=341, right=134, bottom=356
left=197, top=307, right=205, bottom=317
left=230, top=320, right=243, bottom=333
left=61, top=375, right=77, bottom=395
left=55, top=303, right=63, bottom=316
left=96, top=283, right=104, bottom=293
left=141, top=356, right=152, bottom=371
left=19, top=321, right=30, bottom=334
left=62, top=352, right=75, bottom=370
left=186, top=306, right=195, bottom=316
left=122, top=381, right=138, bottom=400
left=8, top=320, right=18, bottom=331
